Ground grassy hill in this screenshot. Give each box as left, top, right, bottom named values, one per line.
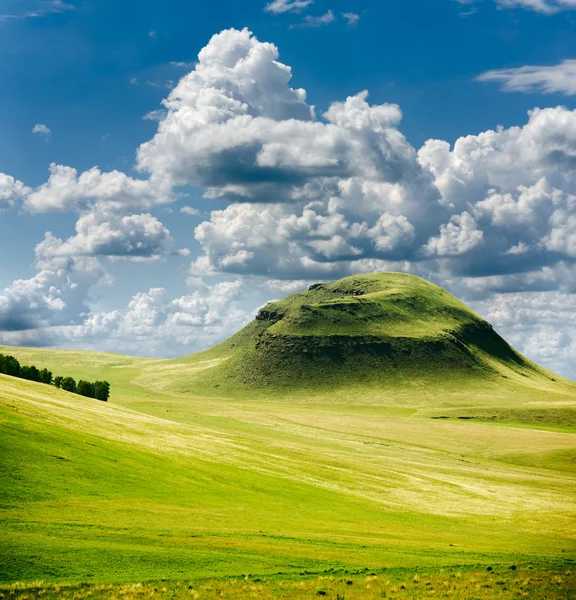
left=130, top=273, right=574, bottom=405
left=0, top=273, right=575, bottom=591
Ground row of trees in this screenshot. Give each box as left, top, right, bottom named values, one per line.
left=0, top=353, right=110, bottom=402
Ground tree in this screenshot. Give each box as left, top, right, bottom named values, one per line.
left=94, top=381, right=110, bottom=402
left=39, top=368, right=53, bottom=385
left=0, top=354, right=21, bottom=377
left=53, top=376, right=63, bottom=388
left=21, top=365, right=41, bottom=382
left=77, top=380, right=95, bottom=398
left=60, top=377, right=77, bottom=394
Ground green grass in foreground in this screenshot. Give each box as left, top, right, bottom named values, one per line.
left=1, top=565, right=574, bottom=599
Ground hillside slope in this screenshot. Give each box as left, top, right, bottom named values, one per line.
left=1, top=372, right=575, bottom=583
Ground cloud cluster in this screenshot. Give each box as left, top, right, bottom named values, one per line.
left=0, top=253, right=106, bottom=338
left=472, top=291, right=576, bottom=375
left=59, top=278, right=250, bottom=357
left=153, top=30, right=576, bottom=292
left=21, top=164, right=178, bottom=263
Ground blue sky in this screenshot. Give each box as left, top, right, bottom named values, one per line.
left=1, top=0, right=576, bottom=375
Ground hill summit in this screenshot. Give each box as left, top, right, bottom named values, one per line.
left=193, top=272, right=550, bottom=392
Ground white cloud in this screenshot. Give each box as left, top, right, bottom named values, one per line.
left=0, top=173, right=30, bottom=209
left=506, top=242, right=529, bottom=255
left=25, top=163, right=172, bottom=214
left=459, top=0, right=576, bottom=13
left=36, top=211, right=175, bottom=262
left=121, top=29, right=572, bottom=289
left=143, top=109, right=167, bottom=121
left=0, top=254, right=106, bottom=337
left=61, top=278, right=251, bottom=357
left=136, top=28, right=427, bottom=213
left=265, top=279, right=311, bottom=294
left=170, top=61, right=196, bottom=69
left=424, top=212, right=484, bottom=257
left=477, top=60, right=576, bottom=95
left=299, top=10, right=337, bottom=27
left=342, top=12, right=360, bottom=25
left=32, top=123, right=51, bottom=138
left=264, top=0, right=314, bottom=14
left=0, top=0, right=74, bottom=20
left=543, top=210, right=576, bottom=257
left=502, top=0, right=576, bottom=12
left=471, top=291, right=576, bottom=376
left=181, top=206, right=200, bottom=216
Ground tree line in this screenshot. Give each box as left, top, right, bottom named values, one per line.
left=0, top=353, right=110, bottom=402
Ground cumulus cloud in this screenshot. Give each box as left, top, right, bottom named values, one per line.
left=0, top=265, right=252, bottom=357
left=124, top=29, right=575, bottom=290
left=62, top=278, right=251, bottom=357
left=25, top=163, right=172, bottom=214
left=0, top=253, right=106, bottom=338
left=137, top=29, right=433, bottom=218
left=0, top=173, right=30, bottom=209
left=478, top=60, right=576, bottom=95
left=264, top=0, right=314, bottom=14
left=32, top=123, right=51, bottom=138
left=424, top=212, right=484, bottom=257
left=471, top=291, right=576, bottom=377
left=36, top=211, right=175, bottom=262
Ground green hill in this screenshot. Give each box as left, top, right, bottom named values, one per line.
left=139, top=273, right=568, bottom=402
left=216, top=272, right=545, bottom=385
left=0, top=272, right=575, bottom=588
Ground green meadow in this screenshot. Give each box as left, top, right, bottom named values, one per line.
left=0, top=274, right=575, bottom=596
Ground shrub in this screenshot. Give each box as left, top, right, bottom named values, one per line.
left=60, top=377, right=77, bottom=394
left=77, top=380, right=95, bottom=398
left=94, top=381, right=110, bottom=402
left=21, top=365, right=41, bottom=382
left=0, top=354, right=21, bottom=377
left=39, top=368, right=53, bottom=385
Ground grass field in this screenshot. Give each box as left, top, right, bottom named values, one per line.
left=1, top=274, right=575, bottom=595
left=2, top=565, right=574, bottom=599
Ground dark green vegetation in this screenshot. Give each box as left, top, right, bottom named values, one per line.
left=1, top=565, right=574, bottom=599
left=0, top=273, right=574, bottom=594
left=0, top=352, right=109, bottom=401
